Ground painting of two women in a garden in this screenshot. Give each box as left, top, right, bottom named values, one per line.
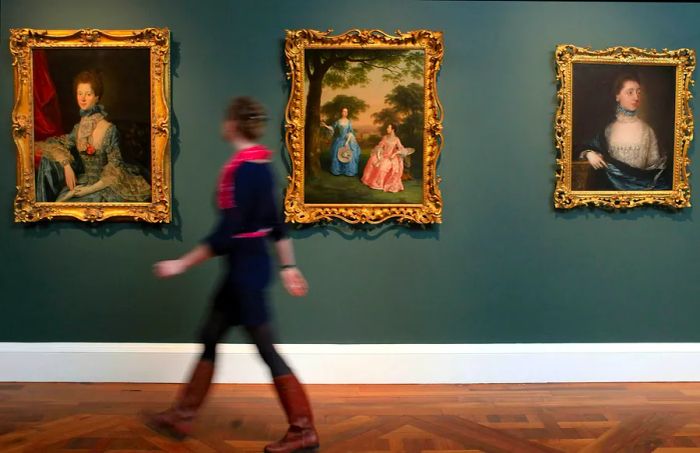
left=303, top=48, right=426, bottom=204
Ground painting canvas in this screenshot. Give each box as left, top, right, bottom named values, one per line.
left=284, top=29, right=444, bottom=224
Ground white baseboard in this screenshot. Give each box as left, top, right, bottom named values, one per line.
left=0, top=343, right=699, bottom=384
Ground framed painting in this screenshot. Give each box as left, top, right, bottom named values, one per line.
left=10, top=28, right=171, bottom=222
left=284, top=29, right=444, bottom=224
left=554, top=44, right=695, bottom=209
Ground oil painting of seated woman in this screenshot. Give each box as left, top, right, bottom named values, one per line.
left=35, top=69, right=150, bottom=202
left=361, top=124, right=412, bottom=193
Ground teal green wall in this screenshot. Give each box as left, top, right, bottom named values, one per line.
left=1, top=1, right=699, bottom=343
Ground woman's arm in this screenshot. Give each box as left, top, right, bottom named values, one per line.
left=375, top=136, right=388, bottom=160
left=153, top=244, right=215, bottom=278
left=577, top=128, right=609, bottom=169
left=645, top=126, right=665, bottom=169
left=63, top=163, right=77, bottom=190
left=61, top=127, right=79, bottom=190
left=40, top=127, right=79, bottom=190
left=395, top=137, right=406, bottom=156
left=255, top=164, right=308, bottom=297
left=581, top=150, right=607, bottom=169
left=345, top=122, right=356, bottom=145
left=274, top=238, right=308, bottom=297
left=73, top=179, right=106, bottom=197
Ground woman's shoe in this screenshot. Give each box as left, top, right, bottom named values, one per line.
left=265, top=374, right=319, bottom=453
left=141, top=359, right=214, bottom=440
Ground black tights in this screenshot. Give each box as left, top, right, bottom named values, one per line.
left=199, top=310, right=291, bottom=377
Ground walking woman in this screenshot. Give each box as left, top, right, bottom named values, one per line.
left=143, top=96, right=319, bottom=453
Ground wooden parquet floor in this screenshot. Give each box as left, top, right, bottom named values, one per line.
left=0, top=382, right=699, bottom=452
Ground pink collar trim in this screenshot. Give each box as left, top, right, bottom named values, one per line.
left=217, top=145, right=273, bottom=209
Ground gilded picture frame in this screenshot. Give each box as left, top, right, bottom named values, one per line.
left=554, top=44, right=695, bottom=209
left=10, top=28, right=171, bottom=222
left=284, top=29, right=444, bottom=224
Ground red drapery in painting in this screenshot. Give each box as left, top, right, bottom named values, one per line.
left=32, top=50, right=63, bottom=166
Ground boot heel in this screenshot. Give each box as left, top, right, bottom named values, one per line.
left=139, top=360, right=214, bottom=441
left=265, top=374, right=319, bottom=453
left=294, top=447, right=319, bottom=453
left=140, top=410, right=190, bottom=440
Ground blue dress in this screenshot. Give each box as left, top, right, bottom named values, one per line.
left=328, top=120, right=362, bottom=176
left=579, top=116, right=670, bottom=191
left=35, top=107, right=150, bottom=202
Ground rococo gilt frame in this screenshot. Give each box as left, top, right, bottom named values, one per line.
left=10, top=28, right=171, bottom=222
left=554, top=44, right=695, bottom=209
left=284, top=29, right=444, bottom=224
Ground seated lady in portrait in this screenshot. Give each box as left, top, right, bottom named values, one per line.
left=35, top=70, right=150, bottom=202
left=361, top=123, right=410, bottom=193
left=321, top=107, right=362, bottom=176
left=578, top=72, right=669, bottom=190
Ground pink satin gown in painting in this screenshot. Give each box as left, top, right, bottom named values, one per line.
left=361, top=135, right=405, bottom=192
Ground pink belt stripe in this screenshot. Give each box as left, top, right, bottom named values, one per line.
left=232, top=228, right=272, bottom=239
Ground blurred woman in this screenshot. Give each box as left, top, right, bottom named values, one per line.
left=143, top=97, right=319, bottom=453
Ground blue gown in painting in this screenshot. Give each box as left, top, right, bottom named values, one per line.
left=578, top=112, right=670, bottom=190
left=327, top=120, right=362, bottom=176
left=35, top=105, right=150, bottom=202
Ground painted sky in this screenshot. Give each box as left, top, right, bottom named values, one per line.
left=305, top=50, right=424, bottom=134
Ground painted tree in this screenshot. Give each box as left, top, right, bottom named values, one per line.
left=372, top=82, right=424, bottom=151
left=320, top=95, right=368, bottom=124
left=304, top=49, right=423, bottom=177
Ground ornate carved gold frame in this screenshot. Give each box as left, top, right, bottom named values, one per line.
left=284, top=29, right=444, bottom=224
left=10, top=28, right=171, bottom=222
left=554, top=44, right=695, bottom=209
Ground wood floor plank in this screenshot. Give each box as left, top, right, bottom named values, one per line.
left=579, top=412, right=697, bottom=453
left=0, top=382, right=699, bottom=452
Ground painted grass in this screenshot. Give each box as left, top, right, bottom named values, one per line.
left=305, top=149, right=423, bottom=204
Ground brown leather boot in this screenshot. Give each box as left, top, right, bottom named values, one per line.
left=265, top=374, right=319, bottom=453
left=142, top=359, right=215, bottom=440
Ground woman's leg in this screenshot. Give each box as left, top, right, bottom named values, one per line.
left=244, top=323, right=291, bottom=377
left=246, top=323, right=319, bottom=453
left=143, top=309, right=230, bottom=439
left=200, top=308, right=232, bottom=363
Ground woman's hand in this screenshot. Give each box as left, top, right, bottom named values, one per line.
left=63, top=164, right=76, bottom=190
left=153, top=259, right=188, bottom=278
left=73, top=184, right=89, bottom=197
left=281, top=267, right=308, bottom=297
left=73, top=180, right=105, bottom=198
left=585, top=151, right=607, bottom=170
left=374, top=152, right=383, bottom=167
left=56, top=190, right=75, bottom=202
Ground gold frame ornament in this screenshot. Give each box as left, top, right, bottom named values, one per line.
left=284, top=29, right=444, bottom=224
left=554, top=44, right=695, bottom=209
left=10, top=28, right=171, bottom=222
